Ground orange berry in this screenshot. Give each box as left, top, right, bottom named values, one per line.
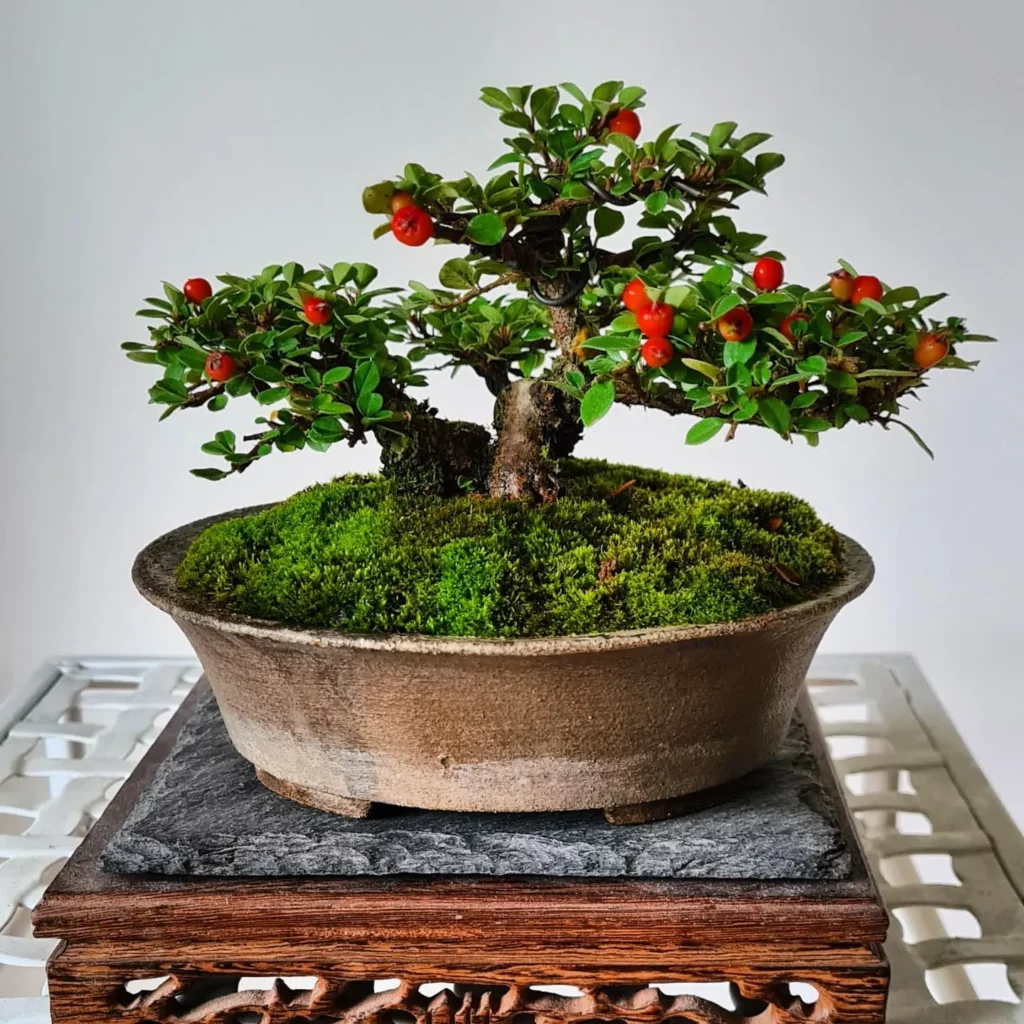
left=914, top=333, right=949, bottom=370
left=717, top=307, right=754, bottom=342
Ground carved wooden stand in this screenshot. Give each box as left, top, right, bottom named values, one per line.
left=32, top=690, right=890, bottom=1024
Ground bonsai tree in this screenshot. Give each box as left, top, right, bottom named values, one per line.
left=126, top=81, right=990, bottom=501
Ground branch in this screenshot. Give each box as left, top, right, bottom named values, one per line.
left=612, top=366, right=726, bottom=421
left=596, top=226, right=716, bottom=271
left=182, top=383, right=224, bottom=408
left=433, top=274, right=520, bottom=310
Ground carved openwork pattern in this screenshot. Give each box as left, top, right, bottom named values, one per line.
left=113, top=978, right=831, bottom=1024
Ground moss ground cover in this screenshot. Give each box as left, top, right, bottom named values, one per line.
left=176, top=460, right=844, bottom=637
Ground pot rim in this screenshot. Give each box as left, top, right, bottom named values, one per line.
left=133, top=504, right=874, bottom=657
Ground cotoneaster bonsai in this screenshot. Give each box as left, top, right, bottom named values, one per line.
left=127, top=81, right=989, bottom=822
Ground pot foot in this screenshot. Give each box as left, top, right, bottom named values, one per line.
left=255, top=768, right=373, bottom=818
left=603, top=776, right=749, bottom=824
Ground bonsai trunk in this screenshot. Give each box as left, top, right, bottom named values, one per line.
left=488, top=292, right=583, bottom=501
left=379, top=289, right=585, bottom=502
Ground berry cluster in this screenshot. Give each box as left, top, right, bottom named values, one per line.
left=620, top=257, right=949, bottom=374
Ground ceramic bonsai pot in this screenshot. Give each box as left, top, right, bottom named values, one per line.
left=133, top=507, right=873, bottom=820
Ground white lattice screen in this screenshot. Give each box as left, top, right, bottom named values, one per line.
left=1, top=655, right=1022, bottom=1023
left=0, top=658, right=199, bottom=1024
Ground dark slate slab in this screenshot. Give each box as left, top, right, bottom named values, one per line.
left=102, top=688, right=851, bottom=879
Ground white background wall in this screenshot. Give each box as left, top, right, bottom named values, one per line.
left=1, top=1, right=1021, bottom=822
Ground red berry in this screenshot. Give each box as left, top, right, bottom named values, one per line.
left=391, top=205, right=434, bottom=247
left=717, top=306, right=754, bottom=343
left=914, top=333, right=948, bottom=370
left=607, top=108, right=641, bottom=140
left=621, top=278, right=650, bottom=313
left=779, top=311, right=810, bottom=343
left=752, top=257, right=784, bottom=292
left=636, top=301, right=674, bottom=336
left=390, top=190, right=415, bottom=214
left=829, top=269, right=854, bottom=302
left=303, top=297, right=332, bottom=325
left=851, top=275, right=883, bottom=305
left=640, top=336, right=673, bottom=368
left=183, top=278, right=212, bottom=304
left=204, top=351, right=237, bottom=383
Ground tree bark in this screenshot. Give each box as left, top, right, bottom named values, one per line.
left=378, top=407, right=493, bottom=497
left=488, top=378, right=554, bottom=501
left=487, top=294, right=584, bottom=502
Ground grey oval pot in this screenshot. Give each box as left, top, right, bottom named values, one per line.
left=133, top=507, right=873, bottom=815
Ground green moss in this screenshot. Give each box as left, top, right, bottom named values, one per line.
left=176, top=459, right=845, bottom=637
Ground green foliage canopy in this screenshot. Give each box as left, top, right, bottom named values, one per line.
left=125, top=81, right=991, bottom=480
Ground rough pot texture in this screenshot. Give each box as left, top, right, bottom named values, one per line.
left=133, top=508, right=873, bottom=814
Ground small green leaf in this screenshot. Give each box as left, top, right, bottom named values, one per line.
left=825, top=369, right=859, bottom=392
left=755, top=152, right=785, bottom=175
left=856, top=368, right=919, bottom=379
left=686, top=417, right=726, bottom=445
left=561, top=181, right=591, bottom=201
left=560, top=81, right=586, bottom=103
left=465, top=213, right=506, bottom=246
left=256, top=386, right=290, bottom=405
left=882, top=286, right=920, bottom=306
left=352, top=263, right=378, bottom=288
left=592, top=80, right=623, bottom=103
left=360, top=185, right=393, bottom=215
left=519, top=351, right=543, bottom=378
left=760, top=326, right=794, bottom=348
left=593, top=206, right=625, bottom=239
left=712, top=293, right=745, bottom=319
left=857, top=297, right=888, bottom=315
left=837, top=331, right=867, bottom=347
left=734, top=396, right=758, bottom=421
left=723, top=340, right=756, bottom=367
left=309, top=415, right=344, bottom=444
left=887, top=418, right=934, bottom=458
left=733, top=131, right=773, bottom=154
left=664, top=284, right=697, bottom=309
left=356, top=361, right=381, bottom=396
left=758, top=397, right=791, bottom=435
left=323, top=366, right=353, bottom=386
left=797, top=355, right=828, bottom=375
left=794, top=416, right=830, bottom=433
left=606, top=133, right=636, bottom=158
left=249, top=364, right=285, bottom=383
left=357, top=390, right=385, bottom=416
left=702, top=264, right=733, bottom=287
left=708, top=121, right=738, bottom=149
left=580, top=380, right=616, bottom=427
left=480, top=86, right=514, bottom=112
left=791, top=391, right=821, bottom=410
left=438, top=258, right=478, bottom=290
left=190, top=467, right=229, bottom=481
left=644, top=191, right=668, bottom=214
left=568, top=149, right=603, bottom=174
left=681, top=358, right=721, bottom=381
